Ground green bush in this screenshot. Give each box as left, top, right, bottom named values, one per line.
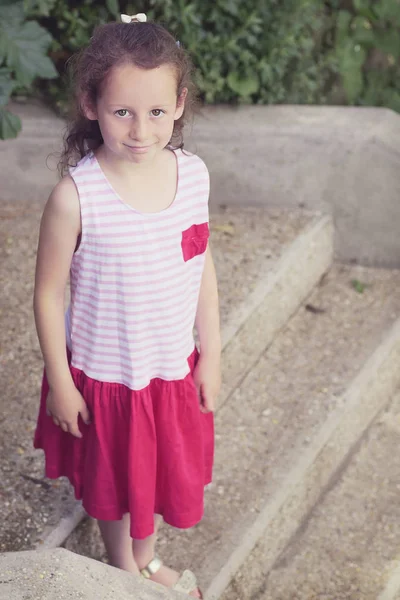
left=0, top=0, right=57, bottom=138
left=1, top=0, right=400, bottom=140
left=328, top=0, right=400, bottom=112
left=32, top=0, right=333, bottom=111
left=29, top=0, right=121, bottom=115
left=148, top=0, right=334, bottom=105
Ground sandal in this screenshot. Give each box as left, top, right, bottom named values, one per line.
left=140, top=556, right=203, bottom=598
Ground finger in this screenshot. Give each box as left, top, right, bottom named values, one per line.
left=52, top=416, right=60, bottom=427
left=68, top=422, right=82, bottom=439
left=80, top=404, right=91, bottom=425
left=199, top=387, right=214, bottom=413
left=60, top=422, right=69, bottom=433
left=194, top=384, right=204, bottom=406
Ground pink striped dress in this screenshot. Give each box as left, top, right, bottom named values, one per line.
left=34, top=148, right=214, bottom=539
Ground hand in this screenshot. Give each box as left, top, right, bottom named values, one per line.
left=192, top=354, right=221, bottom=414
left=46, top=383, right=91, bottom=438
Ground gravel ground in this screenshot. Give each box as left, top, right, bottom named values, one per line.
left=223, top=392, right=400, bottom=600
left=218, top=263, right=400, bottom=600
left=0, top=196, right=309, bottom=553
left=210, top=205, right=311, bottom=331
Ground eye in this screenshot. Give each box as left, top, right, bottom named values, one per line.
left=115, top=109, right=130, bottom=118
left=151, top=109, right=165, bottom=118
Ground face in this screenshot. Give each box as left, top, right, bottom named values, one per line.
left=85, top=62, right=187, bottom=165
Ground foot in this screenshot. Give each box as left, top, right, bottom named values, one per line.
left=142, top=562, right=202, bottom=598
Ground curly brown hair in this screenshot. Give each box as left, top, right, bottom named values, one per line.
left=59, top=21, right=199, bottom=176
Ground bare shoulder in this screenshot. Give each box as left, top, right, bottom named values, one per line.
left=48, top=174, right=79, bottom=214
left=43, top=174, right=81, bottom=233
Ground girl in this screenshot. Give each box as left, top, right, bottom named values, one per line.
left=33, top=13, right=221, bottom=598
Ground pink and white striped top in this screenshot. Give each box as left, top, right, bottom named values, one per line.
left=65, top=148, right=210, bottom=390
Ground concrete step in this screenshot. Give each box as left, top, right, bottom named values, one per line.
left=0, top=547, right=187, bottom=600
left=63, top=263, right=400, bottom=600
left=208, top=207, right=332, bottom=406
left=221, top=387, right=400, bottom=600
left=165, top=264, right=400, bottom=600
left=0, top=206, right=329, bottom=553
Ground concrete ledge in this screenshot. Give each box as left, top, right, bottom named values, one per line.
left=0, top=547, right=187, bottom=600
left=3, top=102, right=400, bottom=266
left=219, top=214, right=334, bottom=407
left=187, top=105, right=400, bottom=268
left=222, top=388, right=400, bottom=598
left=215, top=316, right=400, bottom=600
left=38, top=502, right=86, bottom=550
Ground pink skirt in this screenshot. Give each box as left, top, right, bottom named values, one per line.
left=34, top=348, right=214, bottom=539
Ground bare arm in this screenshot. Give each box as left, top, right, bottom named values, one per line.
left=33, top=176, right=90, bottom=438
left=195, top=244, right=221, bottom=358
left=33, top=175, right=81, bottom=389
left=193, top=245, right=221, bottom=412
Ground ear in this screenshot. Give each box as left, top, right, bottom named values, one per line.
left=81, top=93, right=98, bottom=121
left=174, top=87, right=188, bottom=121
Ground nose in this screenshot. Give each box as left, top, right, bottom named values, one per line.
left=129, top=116, right=148, bottom=142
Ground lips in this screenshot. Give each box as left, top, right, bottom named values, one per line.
left=125, top=144, right=152, bottom=150
left=124, top=144, right=154, bottom=155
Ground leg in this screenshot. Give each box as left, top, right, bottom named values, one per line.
left=97, top=514, right=139, bottom=574
left=132, top=515, right=201, bottom=598
left=131, top=513, right=162, bottom=569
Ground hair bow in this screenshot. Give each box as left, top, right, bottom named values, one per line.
left=121, top=13, right=147, bottom=23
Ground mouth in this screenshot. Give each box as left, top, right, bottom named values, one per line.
left=125, top=144, right=153, bottom=152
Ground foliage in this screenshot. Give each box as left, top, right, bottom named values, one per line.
left=1, top=0, right=400, bottom=140
left=144, top=0, right=335, bottom=105
left=328, top=0, right=400, bottom=112
left=19, top=0, right=333, bottom=112
left=0, top=0, right=57, bottom=138
left=25, top=0, right=122, bottom=115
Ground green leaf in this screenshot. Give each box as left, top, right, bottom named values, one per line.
left=342, top=70, right=364, bottom=103
left=363, top=69, right=388, bottom=104
left=351, top=279, right=367, bottom=294
left=0, top=68, right=15, bottom=104
left=374, top=0, right=400, bottom=24
left=0, top=20, right=57, bottom=86
left=353, top=0, right=377, bottom=22
left=352, top=16, right=376, bottom=47
left=0, top=0, right=24, bottom=26
left=24, top=0, right=57, bottom=17
left=106, top=0, right=119, bottom=17
left=337, top=37, right=367, bottom=103
left=374, top=30, right=400, bottom=59
left=337, top=10, right=352, bottom=46
left=0, top=107, right=21, bottom=139
left=227, top=72, right=259, bottom=96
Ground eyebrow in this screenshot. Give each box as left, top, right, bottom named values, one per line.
left=109, top=104, right=173, bottom=109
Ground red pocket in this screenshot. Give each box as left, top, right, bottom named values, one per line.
left=181, top=222, right=209, bottom=262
